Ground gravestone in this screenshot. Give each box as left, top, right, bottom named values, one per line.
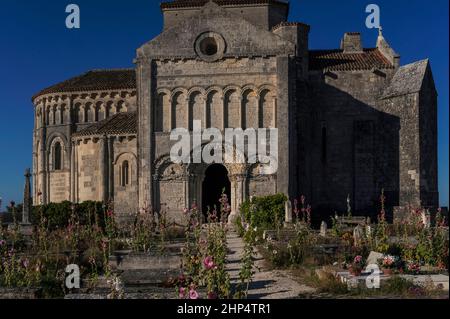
left=421, top=210, right=431, bottom=228
left=284, top=200, right=292, bottom=227
left=20, top=169, right=33, bottom=236
left=353, top=225, right=364, bottom=247
left=320, top=221, right=327, bottom=237
left=22, top=169, right=32, bottom=225
left=366, top=251, right=384, bottom=267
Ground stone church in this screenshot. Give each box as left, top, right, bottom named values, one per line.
left=32, top=0, right=439, bottom=222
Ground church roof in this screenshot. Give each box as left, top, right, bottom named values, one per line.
left=160, top=0, right=289, bottom=9
left=34, top=48, right=397, bottom=102
left=309, top=48, right=395, bottom=71
left=73, top=112, right=137, bottom=137
left=32, top=69, right=136, bottom=101
left=381, top=59, right=430, bottom=99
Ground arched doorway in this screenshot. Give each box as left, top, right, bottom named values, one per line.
left=202, top=164, right=231, bottom=217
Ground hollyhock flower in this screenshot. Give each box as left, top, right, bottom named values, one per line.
left=189, top=289, right=199, bottom=300
left=107, top=210, right=114, bottom=217
left=203, top=256, right=216, bottom=270
left=354, top=255, right=363, bottom=264
left=183, top=208, right=189, bottom=214
left=0, top=240, right=6, bottom=246
left=179, top=287, right=186, bottom=299
left=22, top=259, right=29, bottom=269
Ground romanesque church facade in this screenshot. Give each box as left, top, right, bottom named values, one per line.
left=32, top=0, right=439, bottom=222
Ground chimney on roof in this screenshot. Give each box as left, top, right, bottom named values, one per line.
left=340, top=32, right=363, bottom=53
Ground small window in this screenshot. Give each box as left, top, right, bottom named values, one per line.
left=54, top=142, right=62, bottom=170
left=121, top=161, right=129, bottom=187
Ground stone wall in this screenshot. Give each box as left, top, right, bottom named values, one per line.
left=306, top=69, right=398, bottom=214
left=32, top=90, right=137, bottom=205
left=76, top=140, right=102, bottom=202
left=162, top=3, right=288, bottom=31
left=113, top=137, right=138, bottom=220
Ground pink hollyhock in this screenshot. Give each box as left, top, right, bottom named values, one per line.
left=179, top=287, right=186, bottom=299
left=203, top=256, right=216, bottom=270
left=189, top=289, right=199, bottom=300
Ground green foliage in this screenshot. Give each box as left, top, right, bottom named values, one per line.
left=234, top=215, right=246, bottom=238
left=240, top=194, right=287, bottom=229
left=32, top=201, right=105, bottom=230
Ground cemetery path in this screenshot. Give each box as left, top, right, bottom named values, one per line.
left=226, top=232, right=316, bottom=299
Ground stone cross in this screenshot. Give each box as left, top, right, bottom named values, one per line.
left=285, top=200, right=292, bottom=224
left=22, top=168, right=32, bottom=225
left=320, top=221, right=327, bottom=237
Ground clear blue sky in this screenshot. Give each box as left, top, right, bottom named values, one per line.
left=0, top=0, right=448, bottom=210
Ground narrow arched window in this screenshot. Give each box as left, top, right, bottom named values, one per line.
left=121, top=161, right=129, bottom=187
left=54, top=142, right=62, bottom=170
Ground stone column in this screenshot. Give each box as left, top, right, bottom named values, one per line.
left=222, top=96, right=226, bottom=131
left=40, top=99, right=47, bottom=204
left=46, top=148, right=51, bottom=203
left=203, top=98, right=208, bottom=129
left=276, top=56, right=294, bottom=198
left=70, top=141, right=76, bottom=202
left=99, top=135, right=107, bottom=203
left=108, top=136, right=114, bottom=201
left=74, top=140, right=79, bottom=203
left=136, top=58, right=154, bottom=209
left=184, top=174, right=190, bottom=209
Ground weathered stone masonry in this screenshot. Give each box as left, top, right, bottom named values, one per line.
left=32, top=0, right=439, bottom=222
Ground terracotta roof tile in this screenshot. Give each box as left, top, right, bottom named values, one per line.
left=161, top=0, right=289, bottom=9
left=309, top=48, right=394, bottom=71
left=33, top=69, right=136, bottom=101
left=272, top=21, right=310, bottom=31
left=73, top=112, right=137, bottom=137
